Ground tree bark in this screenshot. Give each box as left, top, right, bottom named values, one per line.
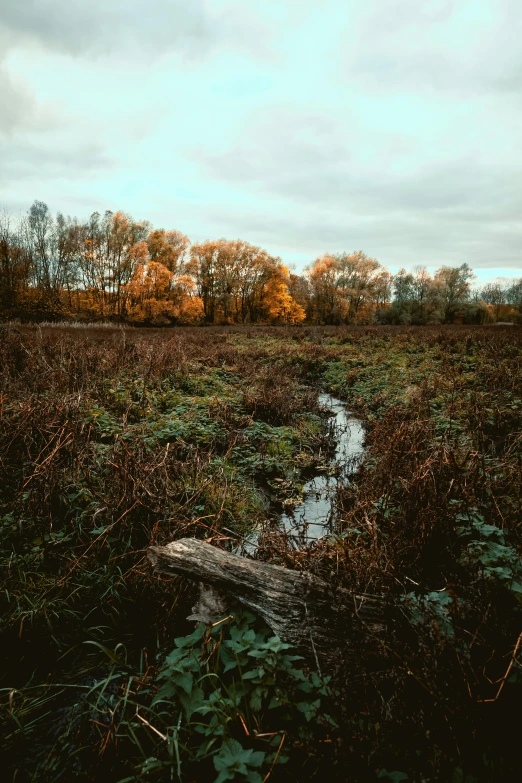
left=148, top=539, right=385, bottom=672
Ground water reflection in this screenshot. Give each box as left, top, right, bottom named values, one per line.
left=280, top=394, right=365, bottom=542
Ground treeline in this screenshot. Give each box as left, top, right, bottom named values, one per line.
left=1, top=201, right=521, bottom=325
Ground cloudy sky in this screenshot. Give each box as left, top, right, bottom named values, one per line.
left=1, top=0, right=521, bottom=282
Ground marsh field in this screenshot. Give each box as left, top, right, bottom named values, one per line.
left=1, top=323, right=522, bottom=782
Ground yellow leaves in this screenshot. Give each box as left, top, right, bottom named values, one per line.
left=146, top=262, right=174, bottom=295
left=308, top=254, right=337, bottom=281
left=306, top=250, right=384, bottom=324
left=263, top=275, right=306, bottom=324
left=124, top=257, right=204, bottom=325
left=128, top=241, right=149, bottom=266
left=175, top=275, right=197, bottom=294
left=125, top=261, right=173, bottom=302
left=188, top=239, right=304, bottom=323
left=174, top=295, right=205, bottom=324
left=147, top=229, right=189, bottom=272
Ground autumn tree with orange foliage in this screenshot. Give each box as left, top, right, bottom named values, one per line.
left=307, top=250, right=388, bottom=324
left=125, top=261, right=204, bottom=325
left=190, top=239, right=304, bottom=324
left=147, top=229, right=189, bottom=272
left=77, top=210, right=149, bottom=317
left=262, top=265, right=306, bottom=324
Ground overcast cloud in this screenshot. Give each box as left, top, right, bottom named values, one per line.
left=0, top=0, right=520, bottom=281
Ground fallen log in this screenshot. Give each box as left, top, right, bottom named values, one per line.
left=148, top=539, right=386, bottom=672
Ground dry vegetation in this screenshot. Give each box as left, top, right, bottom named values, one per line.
left=1, top=323, right=521, bottom=782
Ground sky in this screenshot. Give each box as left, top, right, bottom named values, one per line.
left=0, top=0, right=521, bottom=284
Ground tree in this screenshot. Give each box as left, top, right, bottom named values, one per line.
left=307, top=255, right=339, bottom=323
left=147, top=229, right=189, bottom=273
left=373, top=269, right=393, bottom=307
left=389, top=266, right=446, bottom=325
left=288, top=273, right=312, bottom=317
left=306, top=251, right=384, bottom=324
left=21, top=200, right=79, bottom=318
left=2, top=198, right=502, bottom=328
left=433, top=263, right=474, bottom=322
left=104, top=211, right=150, bottom=316
left=0, top=209, right=31, bottom=317
left=335, top=250, right=382, bottom=322
left=126, top=259, right=174, bottom=324
left=262, top=265, right=306, bottom=324
left=27, top=200, right=54, bottom=291
left=190, top=239, right=300, bottom=324
left=505, top=279, right=522, bottom=316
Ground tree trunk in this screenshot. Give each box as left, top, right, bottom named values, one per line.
left=148, top=539, right=386, bottom=673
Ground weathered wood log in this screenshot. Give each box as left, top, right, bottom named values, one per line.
left=148, top=539, right=386, bottom=672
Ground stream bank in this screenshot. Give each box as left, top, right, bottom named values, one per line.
left=240, top=393, right=365, bottom=552
left=280, top=393, right=365, bottom=542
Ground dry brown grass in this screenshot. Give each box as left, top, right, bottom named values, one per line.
left=1, top=323, right=521, bottom=781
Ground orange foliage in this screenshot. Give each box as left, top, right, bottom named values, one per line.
left=307, top=251, right=383, bottom=324
left=263, top=266, right=306, bottom=324
left=173, top=295, right=205, bottom=324
left=190, top=239, right=305, bottom=324
left=147, top=229, right=189, bottom=272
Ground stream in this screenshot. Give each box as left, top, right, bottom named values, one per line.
left=280, top=394, right=365, bottom=542
left=240, top=393, right=365, bottom=552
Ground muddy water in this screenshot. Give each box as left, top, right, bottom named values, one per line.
left=279, top=394, right=365, bottom=542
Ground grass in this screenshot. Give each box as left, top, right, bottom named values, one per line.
left=1, top=323, right=521, bottom=781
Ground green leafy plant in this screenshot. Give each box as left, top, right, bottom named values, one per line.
left=457, top=511, right=522, bottom=601
left=138, top=609, right=336, bottom=781
left=405, top=588, right=457, bottom=640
